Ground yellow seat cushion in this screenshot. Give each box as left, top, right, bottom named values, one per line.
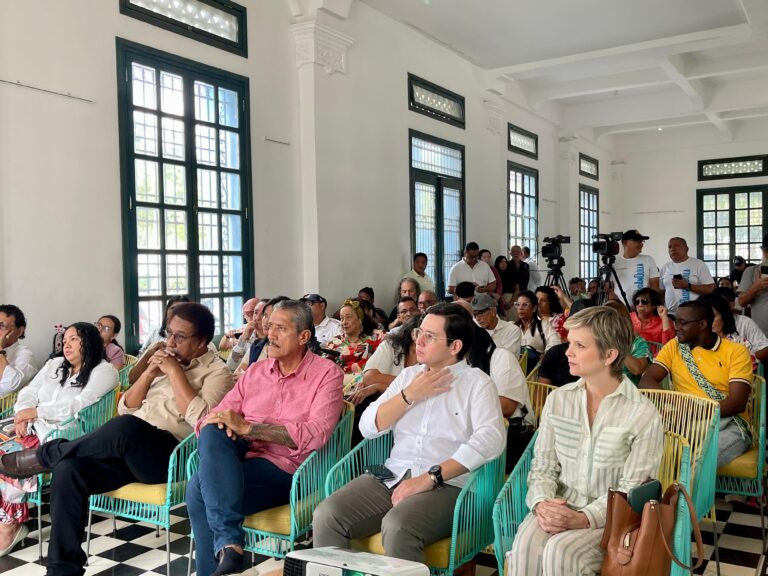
left=717, top=447, right=759, bottom=479
left=352, top=532, right=452, bottom=568
left=243, top=504, right=292, bottom=535
left=104, top=483, right=168, bottom=506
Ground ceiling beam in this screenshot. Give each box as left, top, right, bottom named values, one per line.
left=489, top=24, right=750, bottom=79
left=660, top=55, right=705, bottom=110
left=529, top=68, right=670, bottom=105
left=686, top=50, right=768, bottom=79
left=705, top=111, right=733, bottom=141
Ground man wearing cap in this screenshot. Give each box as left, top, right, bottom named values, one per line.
left=738, top=235, right=768, bottom=336
left=730, top=256, right=754, bottom=285
left=447, top=242, right=496, bottom=297
left=659, top=237, right=715, bottom=314
left=613, top=230, right=660, bottom=304
left=301, top=294, right=343, bottom=347
left=471, top=293, right=522, bottom=356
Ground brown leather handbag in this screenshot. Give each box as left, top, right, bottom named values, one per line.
left=600, top=483, right=705, bottom=576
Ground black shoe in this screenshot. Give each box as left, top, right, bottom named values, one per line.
left=212, top=546, right=245, bottom=576
left=0, top=448, right=49, bottom=479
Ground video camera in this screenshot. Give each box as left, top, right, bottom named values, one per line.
left=541, top=235, right=571, bottom=260
left=591, top=232, right=622, bottom=258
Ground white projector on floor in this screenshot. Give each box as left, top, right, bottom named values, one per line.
left=283, top=547, right=430, bottom=576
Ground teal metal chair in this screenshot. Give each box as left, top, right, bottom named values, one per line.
left=715, top=374, right=766, bottom=547
left=27, top=385, right=120, bottom=560
left=118, top=354, right=138, bottom=392
left=185, top=402, right=354, bottom=572
left=492, top=430, right=695, bottom=576
left=324, top=430, right=506, bottom=576
left=0, top=390, right=19, bottom=419
left=86, top=432, right=197, bottom=574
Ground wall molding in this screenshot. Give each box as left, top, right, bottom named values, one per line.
left=291, top=21, right=354, bottom=74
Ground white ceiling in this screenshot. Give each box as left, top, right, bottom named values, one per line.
left=360, top=0, right=768, bottom=141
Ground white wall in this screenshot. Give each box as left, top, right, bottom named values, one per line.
left=611, top=118, right=768, bottom=268
left=0, top=0, right=299, bottom=358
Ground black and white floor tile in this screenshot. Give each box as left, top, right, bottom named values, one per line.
left=0, top=500, right=764, bottom=576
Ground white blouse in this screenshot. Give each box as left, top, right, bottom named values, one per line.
left=14, top=357, right=118, bottom=440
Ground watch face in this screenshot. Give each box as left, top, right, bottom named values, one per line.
left=429, top=465, right=441, bottom=475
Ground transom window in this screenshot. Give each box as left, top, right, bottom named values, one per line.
left=410, top=131, right=465, bottom=297
left=508, top=162, right=538, bottom=258
left=117, top=39, right=252, bottom=351
left=697, top=186, right=767, bottom=278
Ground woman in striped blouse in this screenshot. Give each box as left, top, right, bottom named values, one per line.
left=507, top=306, right=663, bottom=576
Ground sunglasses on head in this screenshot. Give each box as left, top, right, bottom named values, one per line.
left=633, top=297, right=652, bottom=305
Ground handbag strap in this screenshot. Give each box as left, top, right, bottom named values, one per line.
left=655, top=483, right=704, bottom=571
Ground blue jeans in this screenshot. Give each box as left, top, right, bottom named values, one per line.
left=186, top=425, right=293, bottom=576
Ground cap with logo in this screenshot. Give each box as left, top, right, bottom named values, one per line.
left=622, top=230, right=650, bottom=242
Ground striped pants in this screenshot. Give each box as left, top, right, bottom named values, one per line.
left=506, top=513, right=605, bottom=576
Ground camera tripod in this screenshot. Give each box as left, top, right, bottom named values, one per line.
left=596, top=256, right=631, bottom=308
left=544, top=259, right=569, bottom=294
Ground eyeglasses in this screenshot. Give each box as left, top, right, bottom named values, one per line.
left=674, top=318, right=700, bottom=327
left=411, top=328, right=455, bottom=345
left=514, top=302, right=532, bottom=308
left=166, top=329, right=192, bottom=344
left=633, top=298, right=652, bottom=306
left=94, top=322, right=114, bottom=333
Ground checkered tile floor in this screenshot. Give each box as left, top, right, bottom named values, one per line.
left=0, top=500, right=764, bottom=576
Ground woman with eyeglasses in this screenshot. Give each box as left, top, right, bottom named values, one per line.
left=325, top=299, right=384, bottom=398
left=514, top=291, right=560, bottom=366
left=0, top=323, right=116, bottom=556
left=95, top=315, right=125, bottom=370
left=628, top=287, right=674, bottom=346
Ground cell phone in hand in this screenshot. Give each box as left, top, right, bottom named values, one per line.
left=673, top=274, right=683, bottom=280
left=365, top=464, right=395, bottom=481
left=761, top=264, right=768, bottom=279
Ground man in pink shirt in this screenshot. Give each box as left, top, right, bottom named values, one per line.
left=186, top=300, right=343, bottom=576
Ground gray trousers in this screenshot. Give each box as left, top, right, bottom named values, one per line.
left=313, top=474, right=460, bottom=563
left=718, top=416, right=752, bottom=468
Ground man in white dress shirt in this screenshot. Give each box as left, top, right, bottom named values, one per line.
left=471, top=293, right=522, bottom=357
left=659, top=237, right=715, bottom=314
left=447, top=242, right=496, bottom=297
left=313, top=303, right=506, bottom=562
left=403, top=253, right=436, bottom=294
left=0, top=305, right=37, bottom=397
left=301, top=293, right=342, bottom=347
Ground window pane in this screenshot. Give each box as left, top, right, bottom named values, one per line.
left=198, top=212, right=219, bottom=251
left=132, top=63, right=156, bottom=109
left=222, top=255, right=243, bottom=292
left=750, top=210, right=762, bottom=225
left=165, top=210, right=187, bottom=250
left=133, top=111, right=158, bottom=156
left=717, top=194, right=729, bottom=210
left=138, top=254, right=162, bottom=296
left=750, top=192, right=762, bottom=208
left=194, top=81, right=216, bottom=122
left=163, top=164, right=186, bottom=205
left=166, top=254, right=188, bottom=294
left=443, top=187, right=462, bottom=291
left=219, top=130, right=239, bottom=169
left=160, top=71, right=184, bottom=116
left=223, top=296, right=244, bottom=332
left=750, top=227, right=763, bottom=242
left=138, top=299, right=163, bottom=345
left=136, top=207, right=161, bottom=249
left=414, top=182, right=437, bottom=282
left=221, top=172, right=240, bottom=210
left=195, top=125, right=217, bottom=165
left=717, top=212, right=728, bottom=227
left=735, top=193, right=749, bottom=209
left=161, top=117, right=185, bottom=160
left=201, top=297, right=221, bottom=334
left=411, top=137, right=462, bottom=178
left=197, top=169, right=218, bottom=208
left=199, top=255, right=220, bottom=293
left=702, top=195, right=715, bottom=211
left=735, top=227, right=749, bottom=243
left=222, top=214, right=242, bottom=251
left=218, top=87, right=239, bottom=128
left=135, top=159, right=159, bottom=203
left=735, top=210, right=748, bottom=226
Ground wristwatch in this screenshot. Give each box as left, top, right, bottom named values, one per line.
left=428, top=465, right=444, bottom=488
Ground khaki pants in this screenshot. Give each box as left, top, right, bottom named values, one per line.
left=313, top=474, right=460, bottom=563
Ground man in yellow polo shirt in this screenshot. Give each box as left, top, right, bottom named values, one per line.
left=640, top=300, right=752, bottom=467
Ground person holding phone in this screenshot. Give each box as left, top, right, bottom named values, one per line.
left=660, top=237, right=715, bottom=314
left=737, top=234, right=768, bottom=335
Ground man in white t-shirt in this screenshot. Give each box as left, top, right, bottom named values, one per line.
left=403, top=252, right=436, bottom=294
left=613, top=229, right=660, bottom=305
left=447, top=242, right=496, bottom=296
left=659, top=237, right=715, bottom=314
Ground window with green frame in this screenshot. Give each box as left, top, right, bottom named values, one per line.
left=117, top=39, right=252, bottom=352
left=697, top=186, right=767, bottom=279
